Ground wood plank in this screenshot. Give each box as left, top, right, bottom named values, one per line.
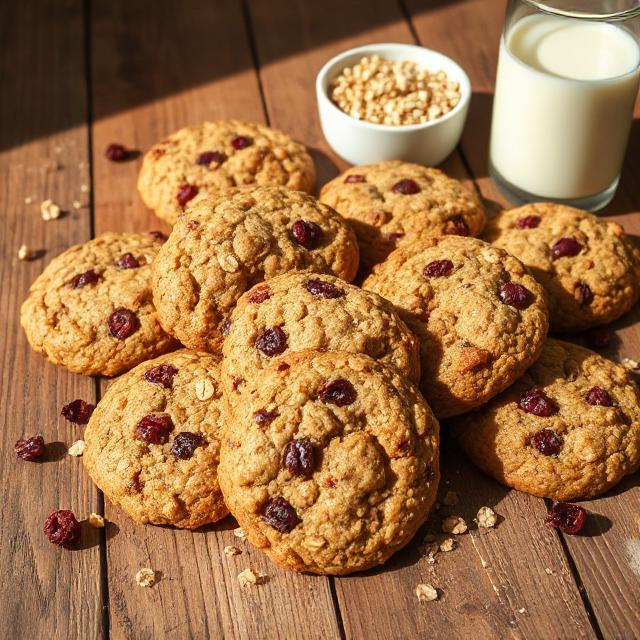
left=0, top=0, right=103, bottom=637
left=90, top=1, right=341, bottom=638
left=407, top=1, right=640, bottom=637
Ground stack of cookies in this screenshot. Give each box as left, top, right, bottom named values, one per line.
left=20, top=119, right=640, bottom=573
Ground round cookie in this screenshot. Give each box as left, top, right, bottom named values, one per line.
left=221, top=271, right=420, bottom=400
left=485, top=203, right=640, bottom=333
left=20, top=232, right=177, bottom=377
left=319, top=160, right=486, bottom=272
left=218, top=350, right=439, bottom=575
left=138, top=120, right=316, bottom=225
left=152, top=186, right=360, bottom=352
left=83, top=349, right=228, bottom=528
left=452, top=339, right=640, bottom=500
left=364, top=236, right=549, bottom=418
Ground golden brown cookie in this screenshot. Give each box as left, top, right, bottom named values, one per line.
left=364, top=236, right=549, bottom=418
left=485, top=203, right=640, bottom=333
left=218, top=350, right=439, bottom=575
left=151, top=186, right=360, bottom=352
left=319, top=160, right=486, bottom=273
left=137, top=120, right=316, bottom=225
left=83, top=349, right=227, bottom=529
left=452, top=339, right=640, bottom=500
left=20, top=232, right=177, bottom=377
left=221, top=271, right=420, bottom=402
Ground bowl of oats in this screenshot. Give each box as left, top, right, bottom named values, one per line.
left=316, top=43, right=470, bottom=166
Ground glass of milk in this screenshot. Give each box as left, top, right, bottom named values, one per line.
left=489, top=1, right=640, bottom=211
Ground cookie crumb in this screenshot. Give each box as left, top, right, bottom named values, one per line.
left=518, top=607, right=527, bottom=614
left=621, top=357, right=639, bottom=371
left=224, top=545, right=242, bottom=556
left=194, top=378, right=215, bottom=401
left=72, top=200, right=83, bottom=210
left=441, top=515, right=468, bottom=535
left=476, top=506, right=498, bottom=528
left=135, top=568, right=157, bottom=587
left=68, top=440, right=85, bottom=457
left=415, top=583, right=438, bottom=602
left=439, top=537, right=456, bottom=552
left=41, top=199, right=62, bottom=221
left=18, top=244, right=34, bottom=261
left=24, top=196, right=33, bottom=204
left=233, top=527, right=246, bottom=540
left=441, top=490, right=459, bottom=506
left=237, top=568, right=267, bottom=587
left=545, top=568, right=553, bottom=575
left=481, top=558, right=489, bottom=568
left=88, top=512, right=105, bottom=528
left=80, top=184, right=89, bottom=193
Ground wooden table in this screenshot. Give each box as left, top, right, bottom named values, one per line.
left=2, top=1, right=639, bottom=638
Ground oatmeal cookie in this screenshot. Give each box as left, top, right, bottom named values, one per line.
left=364, top=236, right=549, bottom=417
left=151, top=187, right=360, bottom=352
left=83, top=349, right=228, bottom=528
left=319, top=160, right=485, bottom=272
left=218, top=350, right=439, bottom=575
left=20, top=232, right=177, bottom=376
left=485, top=203, right=640, bottom=333
left=137, top=120, right=316, bottom=225
left=452, top=339, right=640, bottom=500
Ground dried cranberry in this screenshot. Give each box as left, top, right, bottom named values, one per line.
left=445, top=215, right=469, bottom=236
left=14, top=435, right=46, bottom=461
left=423, top=259, right=454, bottom=278
left=531, top=429, right=563, bottom=456
left=575, top=283, right=593, bottom=306
left=256, top=327, right=288, bottom=356
left=115, top=252, right=140, bottom=270
left=248, top=286, right=271, bottom=304
left=171, top=432, right=206, bottom=459
left=284, top=439, right=314, bottom=477
left=291, top=220, right=323, bottom=249
left=277, top=362, right=290, bottom=372
left=545, top=502, right=587, bottom=534
left=264, top=496, right=300, bottom=532
left=519, top=388, right=558, bottom=417
left=515, top=215, right=541, bottom=229
left=69, top=270, right=101, bottom=289
left=392, top=178, right=420, bottom=194
left=176, top=184, right=198, bottom=207
left=107, top=308, right=140, bottom=339
left=552, top=237, right=582, bottom=259
left=584, top=386, right=613, bottom=406
left=344, top=174, right=366, bottom=183
left=253, top=409, right=279, bottom=426
left=586, top=329, right=612, bottom=350
left=44, top=510, right=81, bottom=547
left=319, top=379, right=357, bottom=406
left=220, top=317, right=232, bottom=336
left=196, top=150, right=226, bottom=165
left=231, top=135, right=253, bottom=150
left=136, top=413, right=173, bottom=444
left=61, top=399, right=95, bottom=424
left=148, top=230, right=168, bottom=242
left=305, top=279, right=345, bottom=299
left=499, top=282, right=532, bottom=309
left=144, top=364, right=178, bottom=388
left=105, top=143, right=130, bottom=162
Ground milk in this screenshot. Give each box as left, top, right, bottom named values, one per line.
left=490, top=14, right=640, bottom=203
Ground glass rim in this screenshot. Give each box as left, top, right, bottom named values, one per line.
left=520, top=0, right=640, bottom=21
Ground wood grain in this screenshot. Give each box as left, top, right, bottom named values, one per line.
left=0, top=0, right=103, bottom=637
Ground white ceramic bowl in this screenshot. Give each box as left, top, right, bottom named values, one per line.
left=316, top=43, right=471, bottom=166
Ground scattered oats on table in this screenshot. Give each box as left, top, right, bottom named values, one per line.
left=18, top=244, right=33, bottom=261
left=476, top=506, right=498, bottom=528
left=88, top=512, right=105, bottom=528
left=68, top=440, right=85, bottom=457
left=40, top=198, right=61, bottom=221
left=237, top=568, right=267, bottom=588
left=224, top=545, right=242, bottom=556
left=441, top=515, right=468, bottom=535
left=135, top=568, right=157, bottom=588
left=415, top=583, right=439, bottom=602
left=233, top=527, right=246, bottom=540
left=439, top=538, right=456, bottom=552
left=621, top=357, right=639, bottom=371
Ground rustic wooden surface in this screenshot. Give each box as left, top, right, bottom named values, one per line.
left=2, top=1, right=639, bottom=638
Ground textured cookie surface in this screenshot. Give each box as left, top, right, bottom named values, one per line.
left=152, top=187, right=360, bottom=352
left=222, top=271, right=420, bottom=399
left=138, top=120, right=316, bottom=225
left=452, top=339, right=640, bottom=500
left=83, top=349, right=228, bottom=528
left=219, top=351, right=439, bottom=575
left=319, top=160, right=486, bottom=272
left=485, top=203, right=640, bottom=333
left=20, top=232, right=177, bottom=376
left=364, top=236, right=549, bottom=418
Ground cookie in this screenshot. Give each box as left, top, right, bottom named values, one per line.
left=319, top=160, right=486, bottom=272
left=221, top=271, right=420, bottom=401
left=83, top=349, right=227, bottom=528
left=218, top=350, right=439, bottom=575
left=137, top=120, right=316, bottom=225
left=20, top=232, right=177, bottom=377
left=152, top=186, right=360, bottom=352
left=452, top=339, right=640, bottom=500
left=485, top=203, right=640, bottom=333
left=364, top=236, right=549, bottom=418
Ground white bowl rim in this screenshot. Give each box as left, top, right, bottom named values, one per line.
left=316, top=42, right=471, bottom=132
